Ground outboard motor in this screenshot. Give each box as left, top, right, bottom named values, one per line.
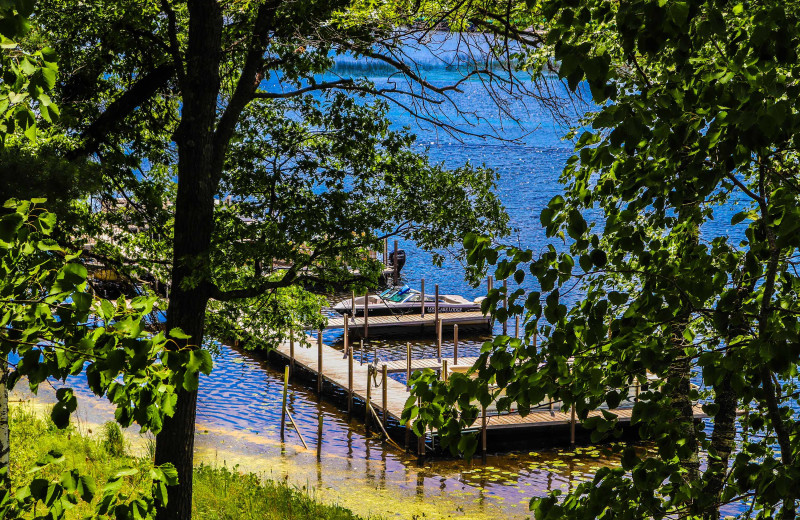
left=388, top=249, right=406, bottom=272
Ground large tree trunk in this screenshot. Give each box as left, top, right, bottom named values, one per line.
left=701, top=373, right=737, bottom=520
left=154, top=1, right=223, bottom=519
left=0, top=356, right=9, bottom=470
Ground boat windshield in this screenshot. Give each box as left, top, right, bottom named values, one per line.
left=379, top=286, right=413, bottom=303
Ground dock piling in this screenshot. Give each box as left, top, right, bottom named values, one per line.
left=383, top=238, right=388, bottom=265
left=420, top=278, right=425, bottom=317
left=442, top=359, right=448, bottom=382
left=317, top=331, right=323, bottom=394
left=364, top=290, right=369, bottom=338
left=280, top=365, right=289, bottom=441
left=351, top=290, right=356, bottom=317
left=453, top=325, right=459, bottom=365
left=382, top=364, right=388, bottom=428
left=343, top=314, right=349, bottom=356
left=434, top=284, right=439, bottom=324
left=570, top=405, right=577, bottom=447
left=365, top=366, right=372, bottom=431
left=436, top=318, right=442, bottom=361
left=515, top=315, right=519, bottom=339
left=317, top=414, right=323, bottom=460
left=360, top=339, right=364, bottom=365
left=406, top=342, right=411, bottom=390
left=347, top=347, right=354, bottom=415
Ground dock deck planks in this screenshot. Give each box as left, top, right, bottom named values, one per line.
left=272, top=336, right=709, bottom=434
left=307, top=311, right=492, bottom=331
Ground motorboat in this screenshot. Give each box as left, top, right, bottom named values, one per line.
left=332, top=285, right=483, bottom=316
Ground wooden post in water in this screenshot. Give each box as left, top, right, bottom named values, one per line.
left=442, top=359, right=448, bottom=382
left=434, top=284, right=439, bottom=324
left=502, top=279, right=508, bottom=336
left=406, top=342, right=412, bottom=391
left=280, top=365, right=289, bottom=441
left=360, top=339, right=364, bottom=365
left=351, top=290, right=356, bottom=317
left=364, top=290, right=369, bottom=338
left=382, top=364, right=388, bottom=428
left=365, top=366, right=372, bottom=432
left=393, top=240, right=399, bottom=286
left=383, top=238, right=388, bottom=265
left=317, top=414, right=323, bottom=460
left=453, top=324, right=459, bottom=365
left=420, top=278, right=425, bottom=317
left=317, top=331, right=323, bottom=394
left=347, top=347, right=354, bottom=415
left=570, top=405, right=577, bottom=447
left=343, top=314, right=349, bottom=356
left=436, top=318, right=442, bottom=361
left=515, top=315, right=520, bottom=339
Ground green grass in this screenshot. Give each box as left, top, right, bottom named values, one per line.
left=9, top=406, right=376, bottom=520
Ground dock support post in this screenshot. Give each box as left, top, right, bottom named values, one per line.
left=442, top=359, right=448, bottom=382
left=382, top=364, right=388, bottom=428
left=364, top=290, right=369, bottom=338
left=317, top=331, right=323, bottom=394
left=453, top=325, right=459, bottom=365
left=406, top=342, right=412, bottom=391
left=436, top=318, right=442, bottom=361
left=570, top=405, right=577, bottom=447
left=280, top=365, right=289, bottom=441
left=420, top=278, right=425, bottom=317
left=360, top=339, right=364, bottom=365
left=347, top=347, right=354, bottom=416
left=383, top=238, right=388, bottom=265
left=393, top=240, right=399, bottom=286
left=502, top=279, right=508, bottom=336
left=515, top=316, right=519, bottom=339
left=317, top=414, right=323, bottom=460
left=481, top=406, right=487, bottom=461
left=365, top=366, right=372, bottom=432
left=434, top=284, right=439, bottom=324
left=289, top=333, right=295, bottom=375
left=343, top=314, right=349, bottom=356
left=352, top=290, right=356, bottom=317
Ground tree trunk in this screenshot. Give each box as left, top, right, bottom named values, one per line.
left=701, top=373, right=737, bottom=520
left=666, top=347, right=700, bottom=482
left=154, top=1, right=223, bottom=519
left=0, top=355, right=9, bottom=470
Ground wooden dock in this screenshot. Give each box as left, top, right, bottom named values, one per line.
left=308, top=311, right=492, bottom=332
left=270, top=335, right=709, bottom=444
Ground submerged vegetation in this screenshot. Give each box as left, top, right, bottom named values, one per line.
left=8, top=406, right=376, bottom=520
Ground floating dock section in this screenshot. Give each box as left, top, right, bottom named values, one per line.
left=269, top=334, right=709, bottom=455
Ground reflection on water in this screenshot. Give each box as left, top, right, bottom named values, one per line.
left=187, top=341, right=621, bottom=519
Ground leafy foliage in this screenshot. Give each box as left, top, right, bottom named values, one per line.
left=403, top=0, right=800, bottom=518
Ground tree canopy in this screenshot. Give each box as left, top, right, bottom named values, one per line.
left=404, top=0, right=800, bottom=519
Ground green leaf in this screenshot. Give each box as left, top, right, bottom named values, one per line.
left=186, top=349, right=213, bottom=375
left=169, top=327, right=192, bottom=340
